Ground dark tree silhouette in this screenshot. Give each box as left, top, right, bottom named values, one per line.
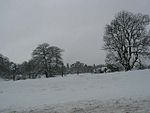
left=32, top=43, right=50, bottom=77
left=0, top=54, right=11, bottom=79
left=32, top=43, right=63, bottom=77
left=103, top=11, right=150, bottom=71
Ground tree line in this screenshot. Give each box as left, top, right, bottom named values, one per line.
left=0, top=50, right=108, bottom=80
left=0, top=11, right=150, bottom=80
left=0, top=43, right=64, bottom=80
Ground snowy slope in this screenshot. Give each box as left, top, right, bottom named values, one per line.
left=0, top=70, right=150, bottom=112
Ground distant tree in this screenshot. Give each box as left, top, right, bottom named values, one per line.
left=0, top=54, right=11, bottom=79
left=66, top=63, right=70, bottom=69
left=10, top=62, right=18, bottom=80
left=49, top=46, right=63, bottom=75
left=32, top=43, right=63, bottom=77
left=19, top=61, right=36, bottom=79
left=32, top=43, right=50, bottom=77
left=70, top=61, right=87, bottom=74
left=64, top=63, right=70, bottom=74
left=106, top=63, right=120, bottom=72
left=27, top=59, right=40, bottom=78
left=103, top=11, right=150, bottom=71
left=61, top=63, right=64, bottom=77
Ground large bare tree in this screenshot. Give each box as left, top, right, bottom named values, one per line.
left=32, top=43, right=63, bottom=77
left=103, top=11, right=150, bottom=71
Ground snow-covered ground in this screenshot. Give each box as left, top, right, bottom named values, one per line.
left=0, top=70, right=150, bottom=113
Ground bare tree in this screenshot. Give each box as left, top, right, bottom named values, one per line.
left=32, top=43, right=63, bottom=77
left=103, top=11, right=150, bottom=71
left=32, top=43, right=50, bottom=77
left=49, top=46, right=63, bottom=75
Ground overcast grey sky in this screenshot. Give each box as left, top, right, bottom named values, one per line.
left=0, top=0, right=150, bottom=65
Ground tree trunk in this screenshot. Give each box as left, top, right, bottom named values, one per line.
left=45, top=71, right=48, bottom=78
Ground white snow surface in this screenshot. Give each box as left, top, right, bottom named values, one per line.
left=0, top=70, right=150, bottom=112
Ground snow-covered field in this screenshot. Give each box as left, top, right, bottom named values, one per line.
left=0, top=70, right=150, bottom=113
